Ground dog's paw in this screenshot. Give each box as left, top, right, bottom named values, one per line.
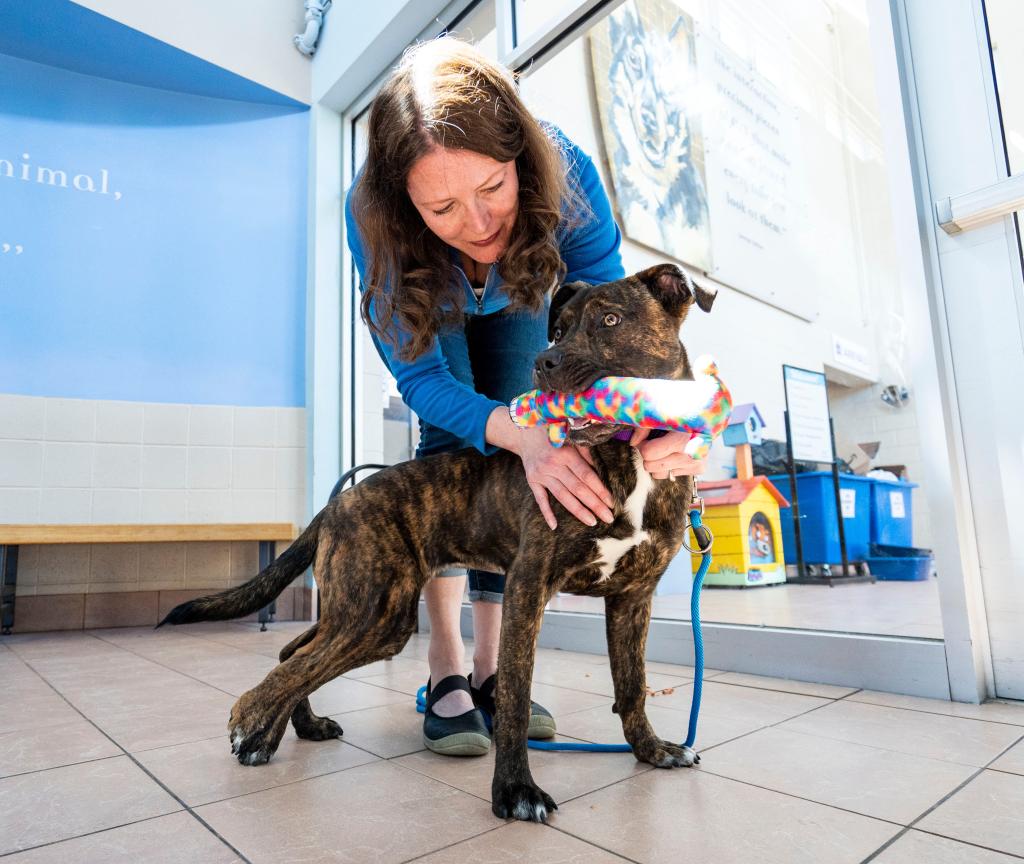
left=633, top=737, right=699, bottom=768
left=230, top=722, right=277, bottom=766
left=293, top=715, right=344, bottom=741
left=492, top=781, right=558, bottom=822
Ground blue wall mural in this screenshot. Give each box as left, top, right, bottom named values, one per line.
left=0, top=36, right=309, bottom=407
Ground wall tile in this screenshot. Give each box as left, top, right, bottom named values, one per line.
left=143, top=403, right=188, bottom=445
left=275, top=448, right=304, bottom=490
left=92, top=490, right=141, bottom=522
left=14, top=545, right=38, bottom=587
left=187, top=447, right=231, bottom=489
left=44, top=398, right=96, bottom=442
left=233, top=407, right=277, bottom=447
left=40, top=488, right=93, bottom=523
left=42, top=442, right=93, bottom=488
left=230, top=489, right=276, bottom=521
left=185, top=542, right=231, bottom=586
left=29, top=544, right=92, bottom=585
left=142, top=447, right=187, bottom=489
left=95, top=402, right=144, bottom=444
left=188, top=406, right=233, bottom=446
left=275, top=489, right=306, bottom=524
left=0, top=489, right=41, bottom=522
left=34, top=582, right=89, bottom=596
left=230, top=541, right=260, bottom=584
left=276, top=408, right=305, bottom=447
left=90, top=544, right=140, bottom=584
left=139, top=543, right=186, bottom=588
left=140, top=490, right=188, bottom=523
left=0, top=394, right=45, bottom=439
left=232, top=448, right=276, bottom=489
left=14, top=594, right=85, bottom=631
left=186, top=490, right=232, bottom=522
left=0, top=441, right=43, bottom=486
left=93, top=444, right=142, bottom=488
left=84, top=591, right=158, bottom=628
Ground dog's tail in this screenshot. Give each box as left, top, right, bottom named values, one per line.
left=156, top=512, right=325, bottom=627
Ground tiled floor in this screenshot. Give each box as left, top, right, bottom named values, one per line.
left=3, top=621, right=1023, bottom=863
left=550, top=577, right=944, bottom=639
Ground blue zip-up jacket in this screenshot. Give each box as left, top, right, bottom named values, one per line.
left=345, top=126, right=625, bottom=455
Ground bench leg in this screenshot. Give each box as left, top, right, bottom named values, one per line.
left=258, top=541, right=277, bottom=632
left=1, top=545, right=18, bottom=636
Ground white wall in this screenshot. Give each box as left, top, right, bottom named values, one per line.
left=72, top=0, right=311, bottom=103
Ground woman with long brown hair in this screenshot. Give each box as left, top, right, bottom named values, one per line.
left=343, top=37, right=703, bottom=755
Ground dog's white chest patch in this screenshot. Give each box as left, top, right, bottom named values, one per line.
left=594, top=450, right=653, bottom=581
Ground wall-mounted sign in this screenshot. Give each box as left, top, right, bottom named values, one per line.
left=831, top=334, right=872, bottom=378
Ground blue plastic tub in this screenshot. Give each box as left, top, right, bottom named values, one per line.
left=865, top=556, right=931, bottom=581
left=869, top=478, right=918, bottom=546
left=767, top=471, right=872, bottom=563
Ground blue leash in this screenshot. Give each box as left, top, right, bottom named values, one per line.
left=415, top=506, right=712, bottom=754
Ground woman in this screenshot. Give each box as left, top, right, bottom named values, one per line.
left=343, top=37, right=704, bottom=755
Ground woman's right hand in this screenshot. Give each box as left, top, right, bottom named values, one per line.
left=516, top=425, right=615, bottom=531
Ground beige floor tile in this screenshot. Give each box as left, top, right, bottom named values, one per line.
left=357, top=664, right=435, bottom=696
left=553, top=680, right=827, bottom=751
left=0, top=719, right=121, bottom=777
left=991, top=737, right=1024, bottom=776
left=343, top=654, right=429, bottom=679
left=135, top=730, right=378, bottom=806
left=525, top=681, right=615, bottom=717
left=917, top=770, right=1024, bottom=857
left=1, top=686, right=84, bottom=735
left=327, top=702, right=428, bottom=759
left=779, top=700, right=1024, bottom=767
left=412, top=821, right=631, bottom=863
left=0, top=755, right=181, bottom=855
left=554, top=767, right=899, bottom=864
left=711, top=671, right=858, bottom=699
left=394, top=741, right=651, bottom=805
left=647, top=679, right=830, bottom=722
left=702, top=726, right=976, bottom=824
left=850, top=691, right=1024, bottom=726
left=872, top=829, right=1021, bottom=863
left=196, top=761, right=497, bottom=864
left=530, top=654, right=691, bottom=698
left=307, top=675, right=413, bottom=715
left=4, top=811, right=245, bottom=863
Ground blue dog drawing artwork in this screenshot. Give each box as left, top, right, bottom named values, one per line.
left=590, top=0, right=712, bottom=271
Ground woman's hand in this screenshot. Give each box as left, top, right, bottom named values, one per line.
left=486, top=407, right=614, bottom=530
left=629, top=428, right=706, bottom=480
left=517, top=426, right=615, bottom=530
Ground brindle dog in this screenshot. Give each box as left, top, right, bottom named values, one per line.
left=158, top=262, right=716, bottom=822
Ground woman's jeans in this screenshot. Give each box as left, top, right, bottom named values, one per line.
left=362, top=304, right=548, bottom=604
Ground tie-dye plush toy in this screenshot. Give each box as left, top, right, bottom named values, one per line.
left=509, top=355, right=733, bottom=459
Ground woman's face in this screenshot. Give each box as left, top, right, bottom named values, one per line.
left=406, top=146, right=519, bottom=265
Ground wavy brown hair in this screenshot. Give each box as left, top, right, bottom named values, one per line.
left=352, top=37, right=587, bottom=361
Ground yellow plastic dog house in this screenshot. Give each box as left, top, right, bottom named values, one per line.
left=691, top=477, right=790, bottom=587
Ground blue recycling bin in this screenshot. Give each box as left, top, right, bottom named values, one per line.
left=868, top=478, right=917, bottom=546
left=767, top=471, right=872, bottom=563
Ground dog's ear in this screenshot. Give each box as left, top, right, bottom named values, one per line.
left=548, top=281, right=586, bottom=341
left=635, top=263, right=717, bottom=317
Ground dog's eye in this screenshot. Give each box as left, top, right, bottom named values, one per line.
left=552, top=327, right=563, bottom=342
left=603, top=313, right=621, bottom=327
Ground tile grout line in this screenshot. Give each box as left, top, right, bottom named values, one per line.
left=856, top=727, right=1024, bottom=863
left=4, top=651, right=255, bottom=864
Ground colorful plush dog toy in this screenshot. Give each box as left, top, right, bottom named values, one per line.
left=509, top=355, right=733, bottom=459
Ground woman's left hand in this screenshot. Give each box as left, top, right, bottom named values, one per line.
left=628, top=428, right=706, bottom=480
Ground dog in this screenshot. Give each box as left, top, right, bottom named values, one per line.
left=158, top=262, right=717, bottom=823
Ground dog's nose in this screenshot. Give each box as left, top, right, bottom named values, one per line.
left=535, top=350, right=563, bottom=378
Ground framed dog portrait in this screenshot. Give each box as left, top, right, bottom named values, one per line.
left=590, top=0, right=713, bottom=272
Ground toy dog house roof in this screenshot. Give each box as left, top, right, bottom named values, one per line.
left=696, top=477, right=790, bottom=508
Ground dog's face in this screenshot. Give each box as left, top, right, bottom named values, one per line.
left=534, top=263, right=717, bottom=446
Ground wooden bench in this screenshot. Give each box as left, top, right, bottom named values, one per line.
left=0, top=523, right=297, bottom=635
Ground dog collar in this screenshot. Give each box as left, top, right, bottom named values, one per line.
left=612, top=428, right=668, bottom=442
